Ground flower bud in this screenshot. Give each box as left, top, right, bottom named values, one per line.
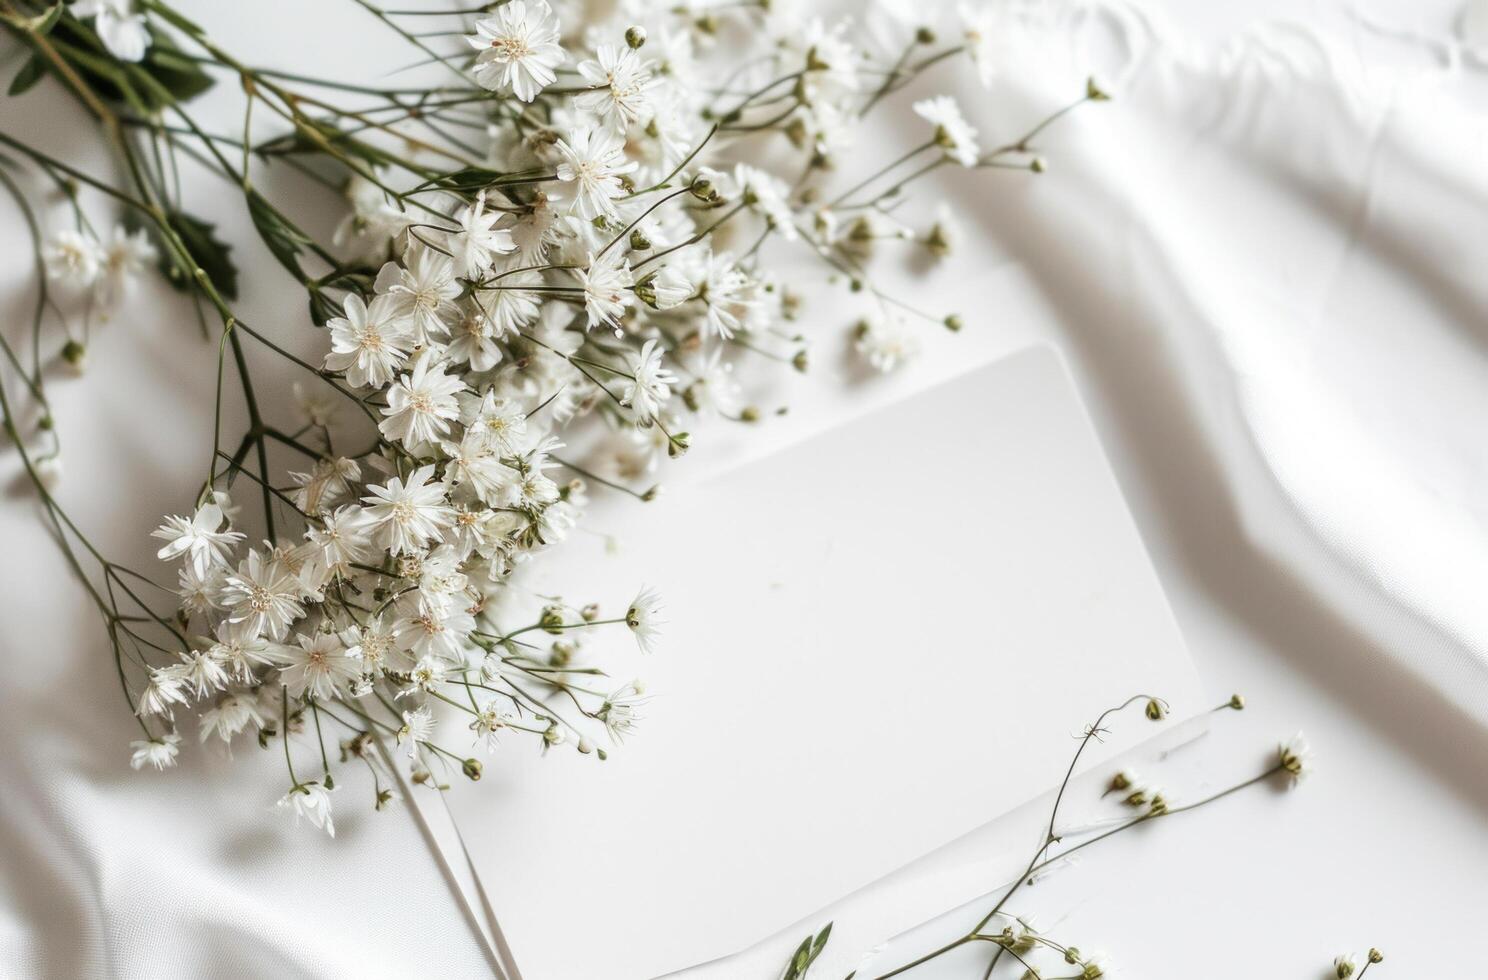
left=1368, top=950, right=1383, bottom=964
left=539, top=605, right=566, bottom=635
left=944, top=314, right=963, bottom=332
left=1086, top=76, right=1111, bottom=101
left=581, top=603, right=599, bottom=622
left=915, top=26, right=936, bottom=45
left=689, top=174, right=714, bottom=201
left=61, top=339, right=87, bottom=372
left=792, top=350, right=809, bottom=373
left=1228, top=693, right=1246, bottom=710
left=625, top=25, right=646, bottom=49
left=577, top=737, right=594, bottom=754
left=1145, top=698, right=1167, bottom=721
left=629, top=228, right=652, bottom=251
left=667, top=431, right=690, bottom=459
left=462, top=758, right=483, bottom=780
left=740, top=406, right=760, bottom=423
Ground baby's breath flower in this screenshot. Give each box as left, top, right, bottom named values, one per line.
left=278, top=781, right=335, bottom=837
left=129, top=732, right=181, bottom=770
left=625, top=587, right=665, bottom=655
left=1280, top=731, right=1314, bottom=784
left=466, top=0, right=564, bottom=102
left=621, top=340, right=677, bottom=425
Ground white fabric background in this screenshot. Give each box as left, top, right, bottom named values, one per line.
left=2, top=0, right=1486, bottom=977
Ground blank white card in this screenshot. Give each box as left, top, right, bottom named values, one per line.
left=445, top=345, right=1205, bottom=979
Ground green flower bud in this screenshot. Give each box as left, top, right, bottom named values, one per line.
left=625, top=25, right=646, bottom=49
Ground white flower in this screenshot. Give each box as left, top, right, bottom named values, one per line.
left=97, top=224, right=157, bottom=300
left=276, top=632, right=361, bottom=701
left=129, top=733, right=181, bottom=770
left=448, top=191, right=514, bottom=279
left=398, top=703, right=436, bottom=758
left=342, top=615, right=400, bottom=672
left=323, top=292, right=413, bottom=389
left=379, top=358, right=466, bottom=448
left=74, top=0, right=149, bottom=62
left=599, top=681, right=648, bottom=742
left=686, top=347, right=742, bottom=417
left=625, top=587, right=665, bottom=655
left=466, top=0, right=564, bottom=102
left=394, top=599, right=477, bottom=664
left=1279, top=732, right=1313, bottom=784
left=42, top=230, right=104, bottom=287
left=854, top=314, right=921, bottom=372
left=278, top=781, right=335, bottom=837
left=1081, top=952, right=1117, bottom=978
left=621, top=339, right=676, bottom=424
left=554, top=126, right=637, bottom=220
left=219, top=549, right=305, bottom=642
left=463, top=389, right=529, bottom=456
left=639, top=265, right=692, bottom=311
left=733, top=164, right=797, bottom=240
left=376, top=246, right=462, bottom=345
left=289, top=457, right=361, bottom=516
left=152, top=502, right=245, bottom=577
left=578, top=250, right=634, bottom=332
left=333, top=174, right=408, bottom=258
left=177, top=648, right=230, bottom=697
left=471, top=262, right=541, bottom=338
left=471, top=702, right=514, bottom=751
left=176, top=562, right=225, bottom=616
left=699, top=252, right=755, bottom=339
left=913, top=95, right=980, bottom=167
left=446, top=305, right=504, bottom=373
left=293, top=381, right=339, bottom=429
left=137, top=666, right=189, bottom=717
left=361, top=465, right=456, bottom=556
left=210, top=631, right=278, bottom=684
left=198, top=692, right=267, bottom=744
left=575, top=44, right=655, bottom=132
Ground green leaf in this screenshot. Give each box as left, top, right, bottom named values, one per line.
left=7, top=55, right=46, bottom=97
left=779, top=923, right=832, bottom=980
left=246, top=188, right=311, bottom=281
left=158, top=210, right=238, bottom=301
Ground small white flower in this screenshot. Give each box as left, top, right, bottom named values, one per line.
left=275, top=632, right=361, bottom=701
left=74, top=0, right=149, bottom=62
left=575, top=44, right=655, bottom=132
left=599, top=681, right=648, bottom=743
left=578, top=250, right=634, bottom=332
left=1279, top=731, right=1313, bottom=784
left=448, top=191, right=515, bottom=279
left=699, top=252, right=755, bottom=340
left=640, top=265, right=693, bottom=311
left=625, top=587, right=665, bottom=655
left=137, top=666, right=189, bottom=717
left=97, top=224, right=157, bottom=301
left=198, top=692, right=267, bottom=744
left=129, top=733, right=181, bottom=770
left=376, top=246, right=462, bottom=345
left=621, top=339, right=676, bottom=424
left=323, top=292, right=413, bottom=389
left=1334, top=954, right=1357, bottom=978
left=466, top=0, right=564, bottom=102
left=398, top=703, right=436, bottom=759
left=152, top=502, right=245, bottom=577
left=361, top=465, right=456, bottom=556
left=278, top=781, right=336, bottom=837
left=42, top=230, right=104, bottom=287
left=554, top=126, right=638, bottom=220
left=177, top=648, right=230, bottom=697
left=379, top=357, right=466, bottom=448
left=219, top=549, right=305, bottom=642
left=333, top=174, right=408, bottom=258
left=854, top=314, right=921, bottom=372
left=913, top=96, right=980, bottom=167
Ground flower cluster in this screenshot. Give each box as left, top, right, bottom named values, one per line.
left=2, top=0, right=1099, bottom=832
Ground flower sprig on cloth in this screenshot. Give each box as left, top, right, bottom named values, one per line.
left=0, top=0, right=1102, bottom=831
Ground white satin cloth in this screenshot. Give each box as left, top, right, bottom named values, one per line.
left=3, top=0, right=1487, bottom=977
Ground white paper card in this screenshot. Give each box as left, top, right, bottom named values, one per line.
left=446, top=346, right=1205, bottom=979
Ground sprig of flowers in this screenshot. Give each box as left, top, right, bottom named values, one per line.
left=0, top=0, right=1103, bottom=831
left=786, top=695, right=1357, bottom=980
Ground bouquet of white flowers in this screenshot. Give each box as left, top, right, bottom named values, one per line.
left=0, top=0, right=1101, bottom=834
